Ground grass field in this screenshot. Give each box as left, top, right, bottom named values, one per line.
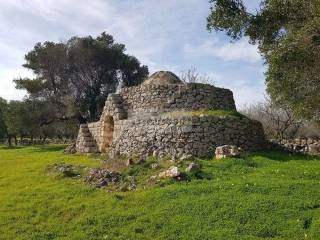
left=0, top=145, right=320, bottom=240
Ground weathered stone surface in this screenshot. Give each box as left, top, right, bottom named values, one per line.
left=52, top=163, right=81, bottom=177
left=149, top=175, right=158, bottom=183
left=185, top=162, right=200, bottom=173
left=126, top=158, right=134, bottom=167
left=76, top=70, right=266, bottom=158
left=159, top=166, right=180, bottom=179
left=142, top=71, right=183, bottom=85
left=150, top=163, right=160, bottom=169
left=120, top=176, right=136, bottom=191
left=309, top=144, right=320, bottom=155
left=64, top=142, right=77, bottom=154
left=215, top=145, right=241, bottom=159
left=179, top=154, right=193, bottom=161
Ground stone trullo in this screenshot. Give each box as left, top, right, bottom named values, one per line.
left=76, top=71, right=265, bottom=159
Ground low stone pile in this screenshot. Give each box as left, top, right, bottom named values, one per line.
left=18, top=139, right=72, bottom=146
left=84, top=168, right=122, bottom=188
left=268, top=139, right=320, bottom=155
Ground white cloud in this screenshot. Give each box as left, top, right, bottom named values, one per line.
left=212, top=74, right=266, bottom=108
left=0, top=67, right=33, bottom=100
left=184, top=38, right=261, bottom=63
left=0, top=0, right=265, bottom=105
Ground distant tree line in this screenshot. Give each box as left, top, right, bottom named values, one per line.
left=0, top=97, right=78, bottom=146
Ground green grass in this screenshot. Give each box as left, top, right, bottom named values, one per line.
left=164, top=109, right=244, bottom=118
left=1, top=145, right=320, bottom=239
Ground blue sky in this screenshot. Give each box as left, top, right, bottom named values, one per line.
left=0, top=0, right=264, bottom=108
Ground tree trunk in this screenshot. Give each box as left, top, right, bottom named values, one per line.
left=7, top=136, right=12, bottom=147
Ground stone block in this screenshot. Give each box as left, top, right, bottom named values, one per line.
left=215, top=145, right=241, bottom=159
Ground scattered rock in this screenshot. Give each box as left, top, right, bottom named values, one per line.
left=119, top=183, right=130, bottom=192
left=150, top=163, right=160, bottom=169
left=119, top=176, right=136, bottom=191
left=126, top=158, right=134, bottom=167
left=179, top=154, right=193, bottom=161
left=128, top=183, right=136, bottom=191
left=152, top=150, right=158, bottom=158
left=64, top=142, right=77, bottom=154
left=268, top=139, right=320, bottom=155
left=52, top=163, right=79, bottom=177
left=149, top=175, right=158, bottom=182
left=137, top=155, right=147, bottom=164
left=159, top=166, right=180, bottom=179
left=84, top=168, right=122, bottom=188
left=147, top=148, right=154, bottom=156
left=215, top=145, right=241, bottom=159
left=109, top=151, right=120, bottom=159
left=185, top=162, right=200, bottom=173
left=309, top=144, right=320, bottom=156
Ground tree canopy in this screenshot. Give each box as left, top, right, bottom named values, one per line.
left=0, top=98, right=7, bottom=139
left=15, top=32, right=148, bottom=123
left=207, top=0, right=320, bottom=122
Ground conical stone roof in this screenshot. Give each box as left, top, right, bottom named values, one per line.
left=142, top=71, right=183, bottom=85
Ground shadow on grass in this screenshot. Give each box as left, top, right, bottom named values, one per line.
left=250, top=150, right=320, bottom=162
left=0, top=145, right=23, bottom=150
left=33, top=145, right=67, bottom=153
left=0, top=144, right=67, bottom=153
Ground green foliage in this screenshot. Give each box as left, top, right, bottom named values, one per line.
left=0, top=98, right=7, bottom=139
left=207, top=0, right=250, bottom=40
left=0, top=99, right=78, bottom=144
left=4, top=100, right=43, bottom=138
left=1, top=145, right=320, bottom=239
left=207, top=0, right=320, bottom=122
left=15, top=32, right=149, bottom=123
left=3, top=100, right=24, bottom=137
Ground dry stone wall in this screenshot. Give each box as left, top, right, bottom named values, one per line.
left=87, top=122, right=101, bottom=145
left=111, top=115, right=265, bottom=159
left=118, top=83, right=236, bottom=117
left=76, top=124, right=99, bottom=153
left=269, top=139, right=320, bottom=155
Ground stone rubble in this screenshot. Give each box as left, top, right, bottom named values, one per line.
left=159, top=166, right=180, bottom=179
left=269, top=139, right=320, bottom=155
left=185, top=162, right=200, bottom=173
left=215, top=145, right=241, bottom=159
left=84, top=168, right=122, bottom=188
left=119, top=176, right=137, bottom=192
left=126, top=158, right=134, bottom=167
left=52, top=163, right=82, bottom=177
left=150, top=163, right=160, bottom=169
